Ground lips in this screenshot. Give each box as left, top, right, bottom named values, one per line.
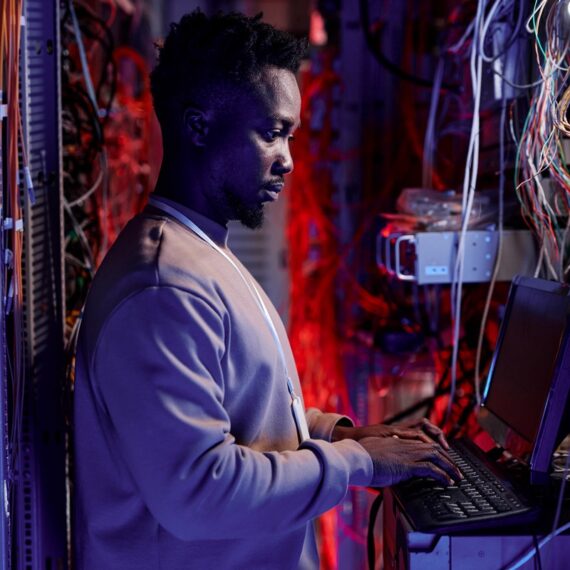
left=264, top=181, right=284, bottom=192
left=261, top=182, right=284, bottom=202
left=262, top=189, right=280, bottom=202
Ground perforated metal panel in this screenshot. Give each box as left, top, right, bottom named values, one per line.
left=15, top=0, right=66, bottom=568
left=0, top=43, right=9, bottom=570
left=227, top=192, right=290, bottom=323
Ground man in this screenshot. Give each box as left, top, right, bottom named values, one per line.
left=73, top=10, right=460, bottom=569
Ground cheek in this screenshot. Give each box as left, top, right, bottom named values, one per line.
left=241, top=140, right=271, bottom=174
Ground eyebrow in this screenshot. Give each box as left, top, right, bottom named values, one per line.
left=269, top=114, right=301, bottom=130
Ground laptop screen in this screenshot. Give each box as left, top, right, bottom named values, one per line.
left=482, top=276, right=570, bottom=446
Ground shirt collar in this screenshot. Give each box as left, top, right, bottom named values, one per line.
left=146, top=194, right=229, bottom=248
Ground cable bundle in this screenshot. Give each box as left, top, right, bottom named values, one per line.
left=515, top=0, right=570, bottom=281
left=411, top=0, right=527, bottom=415
left=0, top=0, right=35, bottom=562
left=288, top=51, right=354, bottom=417
left=61, top=1, right=155, bottom=372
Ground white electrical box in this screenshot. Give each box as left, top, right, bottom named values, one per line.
left=378, top=230, right=537, bottom=285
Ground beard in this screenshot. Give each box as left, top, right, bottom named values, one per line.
left=221, top=186, right=264, bottom=230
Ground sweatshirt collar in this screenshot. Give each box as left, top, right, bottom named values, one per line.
left=146, top=194, right=229, bottom=248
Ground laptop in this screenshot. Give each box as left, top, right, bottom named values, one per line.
left=391, top=275, right=570, bottom=533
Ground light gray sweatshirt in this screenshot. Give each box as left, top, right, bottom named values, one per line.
left=73, top=197, right=373, bottom=569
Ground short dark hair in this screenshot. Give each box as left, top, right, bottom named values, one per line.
left=150, top=10, right=308, bottom=126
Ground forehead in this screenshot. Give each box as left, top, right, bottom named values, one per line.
left=254, top=67, right=301, bottom=124
left=224, top=67, right=301, bottom=127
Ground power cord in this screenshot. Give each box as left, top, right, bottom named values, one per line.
left=367, top=490, right=384, bottom=570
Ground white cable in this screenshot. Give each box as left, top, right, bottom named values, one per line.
left=532, top=0, right=570, bottom=73
left=491, top=68, right=545, bottom=90
left=560, top=216, right=570, bottom=278
left=551, top=445, right=570, bottom=535
left=480, top=0, right=527, bottom=66
left=66, top=154, right=105, bottom=207
left=448, top=0, right=487, bottom=419
left=68, top=0, right=101, bottom=117
left=534, top=242, right=545, bottom=278
left=515, top=6, right=570, bottom=283
left=99, top=150, right=110, bottom=259
left=503, top=521, right=570, bottom=570
left=504, top=451, right=570, bottom=570
left=478, top=0, right=503, bottom=62
left=422, top=58, right=444, bottom=189
left=63, top=200, right=95, bottom=274
left=543, top=240, right=559, bottom=280
left=448, top=20, right=475, bottom=54
left=474, top=92, right=507, bottom=405
left=525, top=0, right=548, bottom=35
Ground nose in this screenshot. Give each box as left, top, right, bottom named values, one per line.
left=273, top=140, right=294, bottom=175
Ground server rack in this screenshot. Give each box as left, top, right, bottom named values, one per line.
left=3, top=0, right=67, bottom=568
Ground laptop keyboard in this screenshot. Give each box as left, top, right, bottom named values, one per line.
left=393, top=439, right=539, bottom=532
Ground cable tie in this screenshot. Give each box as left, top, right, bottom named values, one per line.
left=24, top=167, right=36, bottom=204
left=5, top=277, right=14, bottom=315
left=0, top=105, right=6, bottom=120
left=3, top=218, right=24, bottom=232
left=4, top=249, right=13, bottom=268
left=20, top=16, right=26, bottom=27
left=16, top=170, right=20, bottom=187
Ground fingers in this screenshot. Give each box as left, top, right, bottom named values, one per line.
left=395, top=427, right=432, bottom=445
left=359, top=436, right=462, bottom=488
left=395, top=439, right=462, bottom=482
left=419, top=418, right=449, bottom=450
left=424, top=444, right=462, bottom=482
left=393, top=419, right=450, bottom=450
left=413, top=462, right=455, bottom=486
left=398, top=440, right=462, bottom=483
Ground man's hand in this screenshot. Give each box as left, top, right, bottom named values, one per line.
left=332, top=418, right=449, bottom=450
left=331, top=418, right=461, bottom=486
left=357, top=436, right=462, bottom=487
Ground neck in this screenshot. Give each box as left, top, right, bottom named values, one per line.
left=153, top=157, right=228, bottom=227
left=153, top=155, right=188, bottom=203
left=149, top=195, right=230, bottom=247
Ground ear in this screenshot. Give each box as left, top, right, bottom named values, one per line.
left=182, top=107, right=209, bottom=146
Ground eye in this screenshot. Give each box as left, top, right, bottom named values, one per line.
left=264, top=129, right=282, bottom=142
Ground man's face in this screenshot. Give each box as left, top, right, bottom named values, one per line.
left=202, top=66, right=301, bottom=229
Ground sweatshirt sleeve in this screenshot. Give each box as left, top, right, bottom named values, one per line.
left=91, top=286, right=373, bottom=542
left=305, top=408, right=354, bottom=441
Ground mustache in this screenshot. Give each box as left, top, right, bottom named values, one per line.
left=263, top=179, right=285, bottom=188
